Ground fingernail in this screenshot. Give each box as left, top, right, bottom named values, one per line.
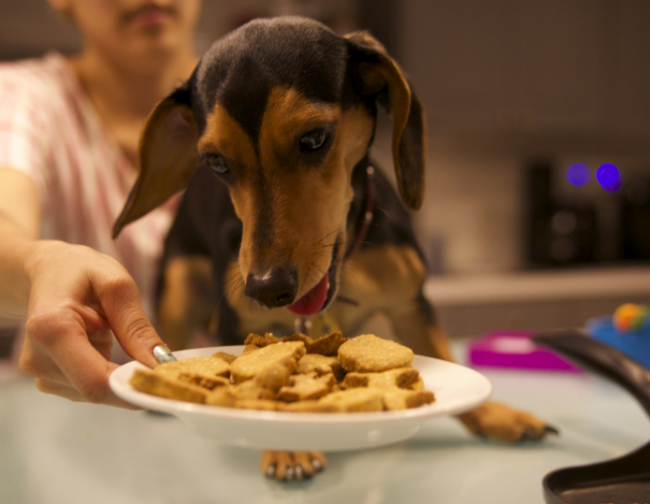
left=153, top=345, right=177, bottom=364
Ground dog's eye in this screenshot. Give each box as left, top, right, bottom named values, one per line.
left=299, top=130, right=328, bottom=152
left=205, top=154, right=229, bottom=174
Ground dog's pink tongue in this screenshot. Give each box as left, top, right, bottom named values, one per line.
left=287, top=275, right=328, bottom=316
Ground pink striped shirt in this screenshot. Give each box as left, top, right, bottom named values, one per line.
left=0, top=52, right=179, bottom=319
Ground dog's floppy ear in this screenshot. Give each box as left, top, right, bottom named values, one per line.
left=112, top=83, right=199, bottom=238
left=345, top=31, right=426, bottom=210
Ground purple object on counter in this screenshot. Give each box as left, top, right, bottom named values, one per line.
left=468, top=330, right=582, bottom=372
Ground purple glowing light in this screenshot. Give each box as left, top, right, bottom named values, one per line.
left=566, top=163, right=591, bottom=186
left=596, top=163, right=621, bottom=191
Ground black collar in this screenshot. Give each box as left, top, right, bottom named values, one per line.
left=344, top=164, right=375, bottom=262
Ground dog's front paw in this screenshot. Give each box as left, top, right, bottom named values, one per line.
left=260, top=450, right=326, bottom=481
left=458, top=401, right=559, bottom=443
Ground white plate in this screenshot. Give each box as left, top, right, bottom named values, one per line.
left=109, top=346, right=492, bottom=451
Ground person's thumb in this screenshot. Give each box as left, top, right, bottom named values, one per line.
left=97, top=274, right=165, bottom=368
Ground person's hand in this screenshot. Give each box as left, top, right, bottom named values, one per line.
left=18, top=240, right=165, bottom=408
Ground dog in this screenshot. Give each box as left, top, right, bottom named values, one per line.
left=113, top=16, right=555, bottom=481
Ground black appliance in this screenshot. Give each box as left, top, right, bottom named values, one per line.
left=524, top=160, right=598, bottom=267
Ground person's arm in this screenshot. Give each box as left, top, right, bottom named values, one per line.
left=0, top=167, right=165, bottom=407
left=0, top=168, right=40, bottom=314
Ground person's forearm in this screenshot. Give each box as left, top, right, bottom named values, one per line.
left=0, top=214, right=37, bottom=317
left=0, top=168, right=43, bottom=317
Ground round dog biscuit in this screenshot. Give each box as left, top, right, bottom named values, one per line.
left=338, top=334, right=414, bottom=372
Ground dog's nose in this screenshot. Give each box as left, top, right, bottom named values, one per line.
left=245, top=268, right=298, bottom=308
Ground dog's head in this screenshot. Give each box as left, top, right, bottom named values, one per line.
left=113, top=16, right=425, bottom=317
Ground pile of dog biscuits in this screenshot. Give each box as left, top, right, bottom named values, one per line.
left=130, top=332, right=435, bottom=413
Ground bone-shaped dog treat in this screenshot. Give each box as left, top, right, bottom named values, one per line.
left=295, top=354, right=345, bottom=379
left=382, top=388, right=435, bottom=411
left=229, top=341, right=306, bottom=388
left=276, top=372, right=336, bottom=402
left=342, top=367, right=420, bottom=389
left=130, top=368, right=208, bottom=404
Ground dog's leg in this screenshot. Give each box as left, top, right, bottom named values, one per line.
left=456, top=401, right=558, bottom=442
left=378, top=250, right=556, bottom=443
left=389, top=298, right=557, bottom=441
left=260, top=450, right=326, bottom=481
left=157, top=256, right=215, bottom=350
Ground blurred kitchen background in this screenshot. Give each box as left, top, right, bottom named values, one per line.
left=1, top=0, right=649, bottom=342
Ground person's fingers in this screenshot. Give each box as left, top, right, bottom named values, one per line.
left=22, top=243, right=160, bottom=406
left=35, top=375, right=139, bottom=409
left=35, top=377, right=85, bottom=401
left=19, top=332, right=70, bottom=386
left=25, top=307, right=125, bottom=405
left=93, top=273, right=164, bottom=369
left=28, top=242, right=162, bottom=368
left=52, top=336, right=138, bottom=408
left=87, top=327, right=114, bottom=361
left=23, top=321, right=137, bottom=408
left=22, top=302, right=114, bottom=392
left=75, top=303, right=109, bottom=331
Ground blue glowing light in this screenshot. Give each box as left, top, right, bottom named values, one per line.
left=596, top=163, right=621, bottom=190
left=565, top=163, right=591, bottom=186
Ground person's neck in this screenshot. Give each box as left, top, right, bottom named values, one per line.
left=69, top=45, right=199, bottom=164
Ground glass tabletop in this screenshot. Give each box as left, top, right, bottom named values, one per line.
left=1, top=343, right=648, bottom=504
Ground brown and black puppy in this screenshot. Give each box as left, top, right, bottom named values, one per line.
left=113, top=16, right=555, bottom=481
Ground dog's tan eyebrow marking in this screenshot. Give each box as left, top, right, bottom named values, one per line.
left=258, top=86, right=340, bottom=166
left=198, top=104, right=257, bottom=170
left=197, top=104, right=260, bottom=249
